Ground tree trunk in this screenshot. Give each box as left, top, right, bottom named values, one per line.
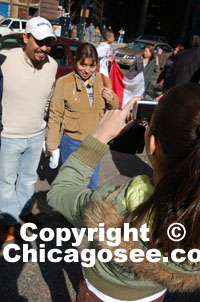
left=138, top=0, right=150, bottom=36
left=180, top=0, right=194, bottom=39
left=100, top=0, right=104, bottom=27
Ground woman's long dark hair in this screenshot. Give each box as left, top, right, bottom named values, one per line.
left=143, top=45, right=154, bottom=61
left=127, top=83, right=200, bottom=255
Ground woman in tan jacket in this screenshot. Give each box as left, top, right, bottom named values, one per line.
left=47, top=42, right=118, bottom=190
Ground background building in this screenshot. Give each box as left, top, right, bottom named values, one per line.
left=0, top=0, right=58, bottom=20
left=0, top=0, right=199, bottom=46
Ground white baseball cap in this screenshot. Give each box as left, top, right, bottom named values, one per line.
left=25, top=16, right=56, bottom=40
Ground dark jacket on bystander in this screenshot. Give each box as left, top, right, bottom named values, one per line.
left=0, top=54, right=6, bottom=147
left=171, top=47, right=200, bottom=86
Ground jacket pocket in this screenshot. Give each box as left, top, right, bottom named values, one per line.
left=63, top=112, right=81, bottom=132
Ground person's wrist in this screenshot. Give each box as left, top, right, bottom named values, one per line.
left=93, top=132, right=110, bottom=144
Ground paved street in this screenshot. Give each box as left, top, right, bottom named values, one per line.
left=0, top=148, right=153, bottom=302
left=0, top=41, right=200, bottom=302
left=1, top=148, right=200, bottom=302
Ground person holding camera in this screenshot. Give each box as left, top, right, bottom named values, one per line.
left=48, top=83, right=200, bottom=302
left=126, top=45, right=160, bottom=100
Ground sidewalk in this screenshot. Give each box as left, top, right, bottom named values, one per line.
left=82, top=31, right=127, bottom=49
left=90, top=40, right=127, bottom=50
left=0, top=150, right=151, bottom=302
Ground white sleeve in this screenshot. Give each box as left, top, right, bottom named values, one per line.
left=97, top=45, right=110, bottom=59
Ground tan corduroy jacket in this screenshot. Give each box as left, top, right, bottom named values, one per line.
left=47, top=71, right=119, bottom=150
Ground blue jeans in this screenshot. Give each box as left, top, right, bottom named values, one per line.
left=118, top=36, right=123, bottom=43
left=89, top=32, right=93, bottom=41
left=60, top=134, right=100, bottom=191
left=0, top=132, right=44, bottom=225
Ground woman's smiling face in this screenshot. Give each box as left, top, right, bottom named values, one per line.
left=143, top=47, right=152, bottom=60
left=76, top=58, right=97, bottom=81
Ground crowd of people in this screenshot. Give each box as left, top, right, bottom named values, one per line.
left=69, top=22, right=123, bottom=44
left=111, top=35, right=200, bottom=102
left=1, top=15, right=200, bottom=302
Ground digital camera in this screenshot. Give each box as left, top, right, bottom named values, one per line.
left=132, top=100, right=158, bottom=121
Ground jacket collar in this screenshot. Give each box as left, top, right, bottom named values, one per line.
left=84, top=197, right=200, bottom=292
left=73, top=71, right=98, bottom=91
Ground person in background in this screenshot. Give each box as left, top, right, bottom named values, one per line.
left=97, top=31, right=115, bottom=77
left=47, top=83, right=200, bottom=302
left=71, top=23, right=77, bottom=39
left=101, top=24, right=107, bottom=41
left=126, top=45, right=160, bottom=99
left=0, top=16, right=57, bottom=243
left=159, top=45, right=183, bottom=92
left=171, top=35, right=200, bottom=86
left=68, top=19, right=72, bottom=38
left=82, top=21, right=87, bottom=41
left=76, top=23, right=81, bottom=40
left=108, top=25, right=113, bottom=32
left=46, top=43, right=118, bottom=191
left=0, top=54, right=5, bottom=148
left=88, top=22, right=95, bottom=41
left=94, top=26, right=101, bottom=43
left=117, top=28, right=125, bottom=43
left=0, top=83, right=2, bottom=145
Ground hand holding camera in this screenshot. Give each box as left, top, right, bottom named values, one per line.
left=132, top=100, right=158, bottom=122
left=93, top=97, right=141, bottom=144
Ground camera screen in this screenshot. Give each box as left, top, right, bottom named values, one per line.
left=136, top=103, right=156, bottom=120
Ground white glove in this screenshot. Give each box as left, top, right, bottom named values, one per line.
left=49, top=148, right=60, bottom=169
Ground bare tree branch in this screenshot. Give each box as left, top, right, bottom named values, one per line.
left=64, top=0, right=79, bottom=21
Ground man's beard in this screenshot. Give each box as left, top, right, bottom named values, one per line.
left=34, top=49, right=49, bottom=62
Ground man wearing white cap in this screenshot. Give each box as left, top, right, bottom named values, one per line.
left=0, top=16, right=58, bottom=242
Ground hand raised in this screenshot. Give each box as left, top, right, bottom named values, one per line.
left=93, top=97, right=141, bottom=144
